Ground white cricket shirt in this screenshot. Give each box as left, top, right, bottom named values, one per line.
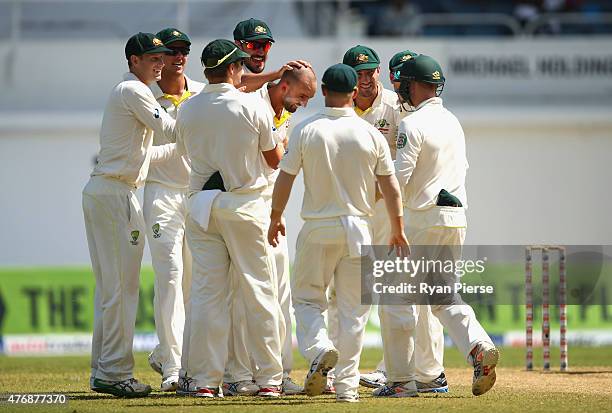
left=92, top=72, right=176, bottom=188
left=354, top=82, right=401, bottom=159
left=177, top=83, right=276, bottom=195
left=281, top=107, right=394, bottom=220
left=395, top=97, right=469, bottom=210
left=147, top=76, right=205, bottom=189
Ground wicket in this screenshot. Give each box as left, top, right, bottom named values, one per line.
left=525, top=245, right=568, bottom=371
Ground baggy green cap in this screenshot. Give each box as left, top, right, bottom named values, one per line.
left=156, top=27, right=191, bottom=46
left=125, top=32, right=172, bottom=60
left=233, top=18, right=274, bottom=42
left=399, top=54, right=445, bottom=84
left=201, top=39, right=250, bottom=69
left=342, top=45, right=380, bottom=71
left=322, top=63, right=358, bottom=93
left=389, top=50, right=419, bottom=71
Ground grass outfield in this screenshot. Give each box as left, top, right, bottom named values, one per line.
left=1, top=346, right=612, bottom=412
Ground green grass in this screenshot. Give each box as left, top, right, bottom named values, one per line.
left=1, top=346, right=612, bottom=412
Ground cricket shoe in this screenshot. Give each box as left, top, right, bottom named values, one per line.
left=282, top=377, right=304, bottom=395
left=373, top=381, right=418, bottom=398
left=416, top=372, right=449, bottom=393
left=161, top=375, right=179, bottom=392
left=176, top=376, right=197, bottom=396
left=91, top=378, right=152, bottom=398
left=336, top=391, right=359, bottom=403
left=471, top=342, right=499, bottom=396
left=304, top=348, right=339, bottom=396
left=359, top=369, right=387, bottom=388
left=323, top=375, right=336, bottom=394
left=195, top=386, right=223, bottom=398
left=222, top=380, right=259, bottom=396
left=147, top=351, right=163, bottom=376
left=258, top=385, right=282, bottom=397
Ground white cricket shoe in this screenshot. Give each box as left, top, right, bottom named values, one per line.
left=282, top=377, right=304, bottom=395
left=147, top=351, right=163, bottom=376
left=222, top=380, right=259, bottom=396
left=176, top=376, right=197, bottom=396
left=304, top=348, right=339, bottom=396
left=258, top=385, right=282, bottom=397
left=471, top=342, right=499, bottom=396
left=359, top=369, right=387, bottom=388
left=336, top=390, right=360, bottom=403
left=161, top=375, right=179, bottom=392
left=373, top=381, right=418, bottom=398
left=91, top=377, right=152, bottom=398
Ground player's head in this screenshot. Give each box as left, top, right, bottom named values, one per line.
left=397, top=54, right=445, bottom=107
left=277, top=67, right=317, bottom=113
left=125, top=32, right=172, bottom=83
left=388, top=50, right=418, bottom=95
left=342, top=45, right=380, bottom=99
left=321, top=63, right=358, bottom=108
left=201, top=39, right=250, bottom=85
left=156, top=28, right=191, bottom=77
left=233, top=18, right=274, bottom=74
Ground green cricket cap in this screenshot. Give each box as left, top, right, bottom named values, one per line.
left=399, top=54, right=445, bottom=84
left=389, top=50, right=419, bottom=71
left=156, top=27, right=191, bottom=46
left=322, top=63, right=358, bottom=93
left=233, top=18, right=274, bottom=42
left=125, top=32, right=172, bottom=60
left=201, top=39, right=250, bottom=69
left=342, top=45, right=380, bottom=71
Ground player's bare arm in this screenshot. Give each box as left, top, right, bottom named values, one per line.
left=239, top=60, right=312, bottom=92
left=376, top=173, right=409, bottom=256
left=268, top=171, right=296, bottom=247
left=262, top=144, right=284, bottom=169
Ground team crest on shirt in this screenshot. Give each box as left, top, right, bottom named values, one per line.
left=397, top=132, right=408, bottom=149
left=375, top=119, right=389, bottom=129
left=130, top=230, right=140, bottom=245
left=152, top=223, right=161, bottom=239
left=254, top=25, right=267, bottom=34
left=152, top=38, right=163, bottom=46
left=357, top=54, right=369, bottom=63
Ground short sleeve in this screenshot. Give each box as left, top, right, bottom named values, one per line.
left=373, top=128, right=395, bottom=176
left=279, top=125, right=303, bottom=175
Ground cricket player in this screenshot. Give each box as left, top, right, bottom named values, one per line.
left=233, top=18, right=310, bottom=92
left=224, top=67, right=317, bottom=396
left=359, top=49, right=449, bottom=394
left=83, top=32, right=175, bottom=397
left=143, top=28, right=204, bottom=393
left=268, top=63, right=408, bottom=403
left=177, top=39, right=285, bottom=398
left=374, top=54, right=499, bottom=398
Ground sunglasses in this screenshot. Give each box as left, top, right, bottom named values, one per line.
left=240, top=40, right=272, bottom=53
left=166, top=47, right=190, bottom=56
left=392, top=69, right=401, bottom=81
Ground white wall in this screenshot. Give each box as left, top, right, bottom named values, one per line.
left=1, top=38, right=611, bottom=265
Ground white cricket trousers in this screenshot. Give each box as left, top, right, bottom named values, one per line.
left=225, top=230, right=293, bottom=382
left=143, top=182, right=192, bottom=378
left=380, top=207, right=494, bottom=382
left=293, top=218, right=371, bottom=395
left=184, top=191, right=284, bottom=388
left=82, top=176, right=145, bottom=382
left=372, top=200, right=446, bottom=383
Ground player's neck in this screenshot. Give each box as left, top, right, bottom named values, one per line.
left=158, top=74, right=186, bottom=97
left=267, top=84, right=284, bottom=118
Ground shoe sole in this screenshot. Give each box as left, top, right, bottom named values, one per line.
left=472, top=347, right=499, bottom=396
left=304, top=349, right=339, bottom=397
left=176, top=390, right=197, bottom=397
left=418, top=385, right=449, bottom=393
left=258, top=392, right=281, bottom=397
left=375, top=390, right=418, bottom=398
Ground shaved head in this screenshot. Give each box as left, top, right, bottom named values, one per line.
left=281, top=66, right=317, bottom=89
left=274, top=66, right=317, bottom=113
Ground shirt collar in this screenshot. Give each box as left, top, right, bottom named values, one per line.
left=123, top=72, right=141, bottom=82
left=415, top=96, right=443, bottom=111
left=203, top=82, right=236, bottom=93
left=322, top=107, right=356, bottom=117
left=259, top=82, right=292, bottom=129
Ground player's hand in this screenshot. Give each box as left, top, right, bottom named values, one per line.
left=237, top=85, right=247, bottom=92
left=388, top=231, right=410, bottom=258
left=268, top=216, right=286, bottom=247
left=278, top=60, right=312, bottom=77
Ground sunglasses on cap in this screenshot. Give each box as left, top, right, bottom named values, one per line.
left=240, top=40, right=272, bottom=53
left=166, top=47, right=190, bottom=56
left=391, top=69, right=401, bottom=81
